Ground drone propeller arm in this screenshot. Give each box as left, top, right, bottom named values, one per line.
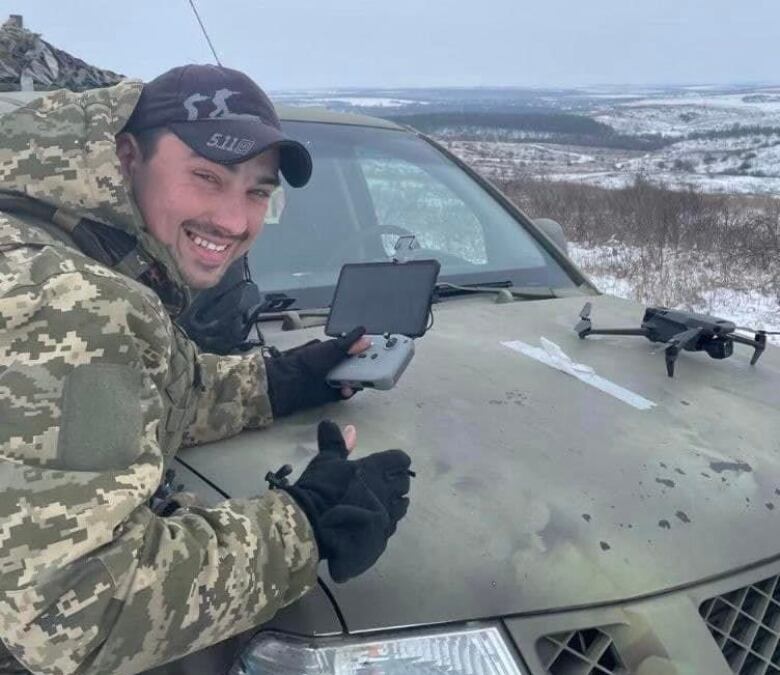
left=731, top=331, right=767, bottom=366
left=663, top=327, right=704, bottom=377
left=585, top=328, right=651, bottom=337
left=664, top=347, right=678, bottom=378
left=674, top=327, right=704, bottom=350
left=729, top=333, right=761, bottom=348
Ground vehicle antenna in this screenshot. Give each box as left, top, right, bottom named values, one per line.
left=186, top=0, right=222, bottom=66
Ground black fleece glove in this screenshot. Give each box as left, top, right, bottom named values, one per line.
left=273, top=420, right=412, bottom=583
left=265, top=327, right=365, bottom=418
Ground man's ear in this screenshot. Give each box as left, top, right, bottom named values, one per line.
left=115, top=132, right=143, bottom=180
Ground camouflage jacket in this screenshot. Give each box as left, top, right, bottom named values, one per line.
left=0, top=82, right=318, bottom=675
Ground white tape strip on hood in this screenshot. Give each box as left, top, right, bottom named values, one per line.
left=501, top=338, right=656, bottom=411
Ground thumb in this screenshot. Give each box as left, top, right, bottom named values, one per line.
left=335, top=326, right=367, bottom=353
left=342, top=425, right=357, bottom=453
left=317, top=420, right=349, bottom=458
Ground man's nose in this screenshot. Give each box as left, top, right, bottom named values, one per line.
left=210, top=198, right=250, bottom=237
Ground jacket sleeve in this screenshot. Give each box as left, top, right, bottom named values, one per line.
left=0, top=263, right=318, bottom=675
left=182, top=347, right=274, bottom=447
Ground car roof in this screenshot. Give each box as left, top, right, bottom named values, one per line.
left=276, top=104, right=405, bottom=131
left=0, top=89, right=407, bottom=132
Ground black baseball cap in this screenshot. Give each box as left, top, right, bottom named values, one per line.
left=124, top=64, right=312, bottom=187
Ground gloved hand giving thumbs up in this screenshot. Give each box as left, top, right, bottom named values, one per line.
left=266, top=421, right=413, bottom=583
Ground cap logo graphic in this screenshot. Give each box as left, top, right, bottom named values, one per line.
left=183, top=88, right=259, bottom=121
left=183, top=93, right=209, bottom=120
left=207, top=133, right=256, bottom=155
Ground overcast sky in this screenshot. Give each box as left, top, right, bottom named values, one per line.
left=6, top=0, right=779, bottom=90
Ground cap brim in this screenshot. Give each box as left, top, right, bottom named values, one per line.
left=169, top=119, right=312, bottom=188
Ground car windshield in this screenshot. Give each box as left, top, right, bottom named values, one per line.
left=248, top=120, right=576, bottom=308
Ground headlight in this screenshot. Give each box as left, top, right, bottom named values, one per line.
left=231, top=624, right=526, bottom=674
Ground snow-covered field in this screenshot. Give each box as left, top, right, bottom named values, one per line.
left=434, top=85, right=780, bottom=195
left=597, top=94, right=780, bottom=137
left=569, top=243, right=780, bottom=345
left=445, top=131, right=780, bottom=196
left=293, top=97, right=426, bottom=108
left=280, top=84, right=780, bottom=195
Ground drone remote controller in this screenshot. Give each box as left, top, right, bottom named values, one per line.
left=327, top=334, right=415, bottom=390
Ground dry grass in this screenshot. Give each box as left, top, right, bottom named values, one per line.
left=496, top=175, right=780, bottom=309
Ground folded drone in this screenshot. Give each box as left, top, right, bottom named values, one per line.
left=574, top=303, right=778, bottom=377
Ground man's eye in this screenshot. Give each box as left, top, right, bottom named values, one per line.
left=250, top=189, right=272, bottom=199
left=194, top=171, right=219, bottom=185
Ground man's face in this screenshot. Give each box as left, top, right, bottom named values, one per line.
left=121, top=131, right=280, bottom=289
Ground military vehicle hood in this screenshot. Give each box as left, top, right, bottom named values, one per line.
left=180, top=293, right=780, bottom=631
left=0, top=80, right=188, bottom=298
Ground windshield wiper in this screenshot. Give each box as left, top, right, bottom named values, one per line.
left=251, top=295, right=330, bottom=331
left=253, top=308, right=330, bottom=331
left=246, top=282, right=558, bottom=333
left=246, top=292, right=296, bottom=321
left=245, top=293, right=330, bottom=331
left=434, top=281, right=558, bottom=302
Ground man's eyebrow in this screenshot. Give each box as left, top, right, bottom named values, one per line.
left=218, top=161, right=280, bottom=187
left=253, top=174, right=281, bottom=188
left=188, top=152, right=280, bottom=186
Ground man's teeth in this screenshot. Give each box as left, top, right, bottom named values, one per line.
left=190, top=233, right=228, bottom=252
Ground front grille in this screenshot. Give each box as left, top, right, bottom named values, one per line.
left=537, top=627, right=626, bottom=674
left=700, top=574, right=780, bottom=673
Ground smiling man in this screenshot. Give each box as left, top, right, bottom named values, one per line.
left=117, top=67, right=293, bottom=290
left=123, top=134, right=279, bottom=288
left=0, top=65, right=411, bottom=675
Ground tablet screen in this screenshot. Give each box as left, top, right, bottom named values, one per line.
left=325, top=260, right=440, bottom=338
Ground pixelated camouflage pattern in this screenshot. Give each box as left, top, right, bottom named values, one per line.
left=0, top=79, right=184, bottom=295
left=0, top=82, right=318, bottom=674
left=0, top=19, right=124, bottom=92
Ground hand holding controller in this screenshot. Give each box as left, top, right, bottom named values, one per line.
left=323, top=259, right=439, bottom=392
left=326, top=334, right=415, bottom=391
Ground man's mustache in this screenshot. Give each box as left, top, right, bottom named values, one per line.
left=182, top=219, right=246, bottom=243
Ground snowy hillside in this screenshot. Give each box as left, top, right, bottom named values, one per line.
left=278, top=83, right=780, bottom=195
